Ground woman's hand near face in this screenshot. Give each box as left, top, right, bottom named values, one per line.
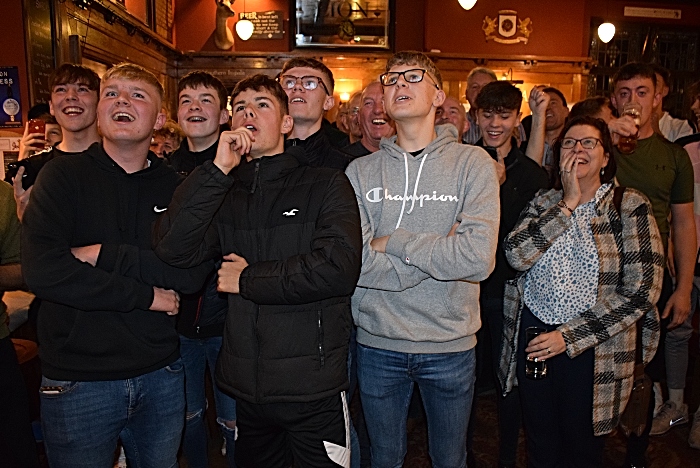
left=559, top=149, right=581, bottom=209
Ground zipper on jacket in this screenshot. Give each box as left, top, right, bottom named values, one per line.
left=317, top=310, right=325, bottom=368
left=250, top=160, right=260, bottom=194
left=193, top=295, right=204, bottom=334
left=254, top=305, right=262, bottom=402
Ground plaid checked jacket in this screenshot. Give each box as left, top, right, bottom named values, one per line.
left=499, top=185, right=664, bottom=436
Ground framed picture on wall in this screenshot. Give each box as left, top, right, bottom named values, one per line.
left=293, top=0, right=393, bottom=49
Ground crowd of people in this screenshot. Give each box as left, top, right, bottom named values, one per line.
left=1, top=50, right=700, bottom=468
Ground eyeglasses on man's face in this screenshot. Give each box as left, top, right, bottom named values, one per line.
left=379, top=69, right=439, bottom=90
left=278, top=75, right=330, bottom=95
left=560, top=137, right=602, bottom=150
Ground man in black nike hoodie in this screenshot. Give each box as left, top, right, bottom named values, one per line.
left=21, top=63, right=211, bottom=468
left=154, top=74, right=362, bottom=468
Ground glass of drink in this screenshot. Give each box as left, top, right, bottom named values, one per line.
left=617, top=102, right=642, bottom=154
left=525, top=326, right=548, bottom=380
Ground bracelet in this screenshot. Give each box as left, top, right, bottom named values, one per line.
left=557, top=199, right=574, bottom=215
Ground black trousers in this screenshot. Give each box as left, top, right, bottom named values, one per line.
left=235, top=392, right=349, bottom=468
left=0, top=336, right=40, bottom=468
left=517, top=306, right=605, bottom=468
left=467, top=297, right=522, bottom=466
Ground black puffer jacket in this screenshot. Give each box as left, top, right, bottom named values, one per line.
left=154, top=147, right=362, bottom=403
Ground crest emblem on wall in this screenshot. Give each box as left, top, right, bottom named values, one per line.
left=483, top=10, right=532, bottom=44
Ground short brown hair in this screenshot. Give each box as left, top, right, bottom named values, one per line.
left=102, top=62, right=164, bottom=102
left=280, top=58, right=334, bottom=92
left=50, top=63, right=100, bottom=91
left=231, top=74, right=289, bottom=116
left=385, top=51, right=442, bottom=89
left=178, top=72, right=228, bottom=110
left=612, top=63, right=657, bottom=91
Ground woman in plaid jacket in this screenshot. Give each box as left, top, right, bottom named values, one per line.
left=498, top=116, right=664, bottom=467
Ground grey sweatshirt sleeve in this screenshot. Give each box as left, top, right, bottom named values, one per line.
left=346, top=161, right=431, bottom=292
left=384, top=153, right=500, bottom=282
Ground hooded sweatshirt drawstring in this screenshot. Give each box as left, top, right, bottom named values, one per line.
left=395, top=152, right=428, bottom=229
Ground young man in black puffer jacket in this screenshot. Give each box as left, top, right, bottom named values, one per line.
left=154, top=74, right=362, bottom=468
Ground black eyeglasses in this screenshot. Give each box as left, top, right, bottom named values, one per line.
left=277, top=75, right=330, bottom=95
left=379, top=69, right=439, bottom=89
left=560, top=137, right=602, bottom=149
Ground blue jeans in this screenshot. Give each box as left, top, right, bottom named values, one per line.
left=180, top=335, right=237, bottom=468
left=664, top=276, right=700, bottom=390
left=357, top=344, right=475, bottom=468
left=40, top=359, right=185, bottom=468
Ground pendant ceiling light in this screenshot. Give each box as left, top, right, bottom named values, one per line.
left=598, top=22, right=615, bottom=44
left=236, top=0, right=254, bottom=41
left=458, top=0, right=477, bottom=10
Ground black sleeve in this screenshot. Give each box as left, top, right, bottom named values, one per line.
left=21, top=161, right=154, bottom=312
left=97, top=243, right=215, bottom=295
left=153, top=160, right=232, bottom=268
left=239, top=171, right=362, bottom=305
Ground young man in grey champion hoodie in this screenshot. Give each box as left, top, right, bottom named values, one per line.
left=345, top=51, right=500, bottom=468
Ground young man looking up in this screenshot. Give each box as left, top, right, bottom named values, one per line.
left=346, top=51, right=500, bottom=468
left=169, top=71, right=230, bottom=175
left=154, top=74, right=362, bottom=468
left=11, top=64, right=101, bottom=220
left=435, top=95, right=469, bottom=142
left=169, top=71, right=237, bottom=468
left=345, top=81, right=395, bottom=158
left=607, top=62, right=696, bottom=468
left=473, top=81, right=549, bottom=468
left=279, top=57, right=351, bottom=169
left=21, top=63, right=212, bottom=467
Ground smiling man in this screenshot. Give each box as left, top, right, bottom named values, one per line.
left=169, top=71, right=231, bottom=175
left=279, top=58, right=352, bottom=169
left=154, top=74, right=362, bottom=468
left=345, top=51, right=500, bottom=468
left=473, top=80, right=549, bottom=468
left=165, top=71, right=238, bottom=467
left=21, top=63, right=212, bottom=467
left=10, top=64, right=101, bottom=221
left=345, top=82, right=396, bottom=158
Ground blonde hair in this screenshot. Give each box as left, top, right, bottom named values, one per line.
left=385, top=51, right=443, bottom=89
left=102, top=62, right=164, bottom=102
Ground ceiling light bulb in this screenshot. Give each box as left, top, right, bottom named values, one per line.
left=458, top=0, right=477, bottom=10
left=598, top=22, right=615, bottom=44
left=236, top=19, right=254, bottom=41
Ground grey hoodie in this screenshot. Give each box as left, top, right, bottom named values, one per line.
left=345, top=124, right=500, bottom=353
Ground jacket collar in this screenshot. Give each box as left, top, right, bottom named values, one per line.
left=234, top=150, right=301, bottom=189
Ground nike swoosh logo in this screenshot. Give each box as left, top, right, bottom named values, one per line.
left=153, top=206, right=168, bottom=213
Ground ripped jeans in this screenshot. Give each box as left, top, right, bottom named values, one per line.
left=180, top=335, right=237, bottom=468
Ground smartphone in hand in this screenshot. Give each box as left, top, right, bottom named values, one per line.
left=27, top=119, right=46, bottom=150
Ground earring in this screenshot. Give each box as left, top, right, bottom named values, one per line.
left=601, top=167, right=605, bottom=176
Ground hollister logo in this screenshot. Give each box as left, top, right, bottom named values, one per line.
left=365, top=187, right=459, bottom=206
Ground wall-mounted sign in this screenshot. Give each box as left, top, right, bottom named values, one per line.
left=239, top=10, right=284, bottom=40
left=624, top=7, right=681, bottom=20
left=483, top=10, right=532, bottom=44
left=295, top=0, right=391, bottom=49
left=0, top=67, right=22, bottom=129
